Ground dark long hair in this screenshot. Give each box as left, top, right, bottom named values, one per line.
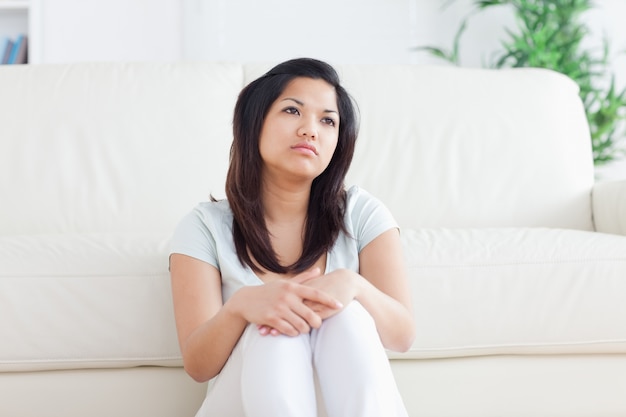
left=226, top=58, right=359, bottom=274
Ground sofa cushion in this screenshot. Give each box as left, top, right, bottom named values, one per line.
left=2, top=229, right=625, bottom=372
left=339, top=66, right=595, bottom=231
left=395, top=228, right=626, bottom=360
left=0, top=234, right=181, bottom=372
left=0, top=63, right=243, bottom=236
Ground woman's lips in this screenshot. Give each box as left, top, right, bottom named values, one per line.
left=291, top=142, right=318, bottom=155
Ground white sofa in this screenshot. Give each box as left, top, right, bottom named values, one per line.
left=1, top=62, right=625, bottom=417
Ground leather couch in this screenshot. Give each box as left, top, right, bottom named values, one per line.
left=1, top=62, right=625, bottom=416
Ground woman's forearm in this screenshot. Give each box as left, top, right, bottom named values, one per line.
left=354, top=274, right=415, bottom=353
left=181, top=293, right=249, bottom=382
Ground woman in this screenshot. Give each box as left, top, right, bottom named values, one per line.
left=169, top=58, right=415, bottom=417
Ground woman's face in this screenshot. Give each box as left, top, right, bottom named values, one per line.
left=258, top=77, right=340, bottom=186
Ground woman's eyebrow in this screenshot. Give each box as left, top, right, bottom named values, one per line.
left=281, top=97, right=304, bottom=106
left=281, top=97, right=338, bottom=114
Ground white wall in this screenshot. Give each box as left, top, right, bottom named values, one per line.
left=180, top=1, right=626, bottom=70
left=182, top=0, right=416, bottom=65
left=38, top=0, right=181, bottom=63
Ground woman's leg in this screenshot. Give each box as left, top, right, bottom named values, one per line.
left=240, top=323, right=318, bottom=417
left=196, top=324, right=318, bottom=417
left=312, top=301, right=408, bottom=417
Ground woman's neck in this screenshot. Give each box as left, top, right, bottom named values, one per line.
left=261, top=178, right=311, bottom=225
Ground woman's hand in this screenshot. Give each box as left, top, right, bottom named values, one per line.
left=300, top=269, right=361, bottom=319
left=233, top=268, right=343, bottom=337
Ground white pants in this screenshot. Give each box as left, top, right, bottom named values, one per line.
left=195, top=301, right=408, bottom=417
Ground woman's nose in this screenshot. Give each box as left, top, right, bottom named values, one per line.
left=297, top=119, right=318, bottom=139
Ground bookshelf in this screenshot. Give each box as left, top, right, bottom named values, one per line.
left=0, top=0, right=40, bottom=64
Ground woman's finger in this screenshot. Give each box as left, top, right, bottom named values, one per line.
left=267, top=313, right=309, bottom=337
left=293, top=300, right=323, bottom=329
left=295, top=284, right=343, bottom=310
left=303, top=300, right=343, bottom=320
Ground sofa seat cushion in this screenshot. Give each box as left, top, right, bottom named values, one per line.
left=0, top=234, right=181, bottom=372
left=3, top=229, right=625, bottom=372
left=395, top=228, right=626, bottom=360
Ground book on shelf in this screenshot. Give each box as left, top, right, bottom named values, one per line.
left=1, top=34, right=27, bottom=65
left=8, top=34, right=27, bottom=64
left=1, top=37, right=13, bottom=64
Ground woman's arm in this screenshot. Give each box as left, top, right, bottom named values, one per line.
left=170, top=254, right=246, bottom=382
left=303, top=228, right=415, bottom=352
left=170, top=254, right=343, bottom=382
left=355, top=228, right=415, bottom=352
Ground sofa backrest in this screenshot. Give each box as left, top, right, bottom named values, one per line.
left=0, top=62, right=594, bottom=235
left=339, top=65, right=594, bottom=230
left=0, top=63, right=241, bottom=235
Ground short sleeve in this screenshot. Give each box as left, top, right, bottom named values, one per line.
left=347, top=186, right=399, bottom=252
left=169, top=207, right=219, bottom=269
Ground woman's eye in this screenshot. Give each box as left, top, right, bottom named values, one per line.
left=322, top=117, right=336, bottom=127
left=284, top=107, right=300, bottom=115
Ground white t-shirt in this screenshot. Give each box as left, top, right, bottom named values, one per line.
left=169, top=186, right=398, bottom=302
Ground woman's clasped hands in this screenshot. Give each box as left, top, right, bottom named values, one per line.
left=235, top=268, right=360, bottom=337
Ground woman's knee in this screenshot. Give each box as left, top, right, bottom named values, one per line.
left=312, top=300, right=379, bottom=350
left=241, top=323, right=313, bottom=361
left=323, top=300, right=375, bottom=331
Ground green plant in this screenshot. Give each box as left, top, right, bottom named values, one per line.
left=416, top=0, right=626, bottom=166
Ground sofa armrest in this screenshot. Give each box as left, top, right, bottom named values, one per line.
left=592, top=180, right=626, bottom=235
